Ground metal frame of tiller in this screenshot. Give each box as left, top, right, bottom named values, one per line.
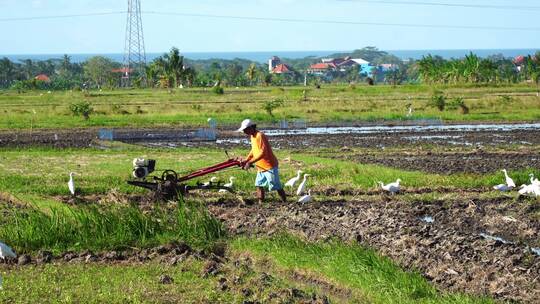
left=127, top=158, right=242, bottom=199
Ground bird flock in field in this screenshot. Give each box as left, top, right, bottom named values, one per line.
left=66, top=167, right=539, bottom=202
left=284, top=170, right=312, bottom=204
left=493, top=169, right=540, bottom=197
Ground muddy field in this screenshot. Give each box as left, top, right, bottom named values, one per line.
left=2, top=125, right=540, bottom=150
left=341, top=151, right=540, bottom=174
left=210, top=194, right=540, bottom=303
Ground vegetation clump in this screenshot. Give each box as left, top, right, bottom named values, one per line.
left=263, top=98, right=285, bottom=117
left=429, top=91, right=446, bottom=111
left=212, top=85, right=224, bottom=95
left=0, top=201, right=224, bottom=252
left=69, top=100, right=93, bottom=120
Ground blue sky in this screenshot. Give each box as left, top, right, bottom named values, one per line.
left=1, top=0, right=539, bottom=54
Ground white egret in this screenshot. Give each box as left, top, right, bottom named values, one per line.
left=502, top=169, right=516, bottom=188
left=406, top=106, right=413, bottom=117
left=203, top=176, right=218, bottom=187
left=378, top=178, right=401, bottom=194
left=493, top=184, right=512, bottom=192
left=219, top=177, right=236, bottom=192
left=529, top=173, right=540, bottom=186
left=285, top=170, right=303, bottom=188
left=68, top=172, right=76, bottom=196
left=297, top=189, right=312, bottom=204
left=296, top=174, right=311, bottom=196
left=519, top=183, right=540, bottom=197
left=0, top=241, right=16, bottom=260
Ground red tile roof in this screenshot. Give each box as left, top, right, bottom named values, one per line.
left=309, top=63, right=336, bottom=70
left=34, top=74, right=50, bottom=82
left=513, top=56, right=525, bottom=65
left=271, top=63, right=292, bottom=74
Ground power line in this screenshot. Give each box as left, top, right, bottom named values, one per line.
left=0, top=11, right=125, bottom=22
left=1, top=10, right=539, bottom=32
left=339, top=0, right=540, bottom=11
left=143, top=11, right=540, bottom=31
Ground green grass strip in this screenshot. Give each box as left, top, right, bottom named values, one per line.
left=232, top=234, right=493, bottom=304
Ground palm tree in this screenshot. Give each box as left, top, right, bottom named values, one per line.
left=59, top=54, right=72, bottom=78
left=21, top=59, right=34, bottom=80
left=163, top=47, right=185, bottom=88
left=0, top=57, right=15, bottom=87
left=246, top=63, right=257, bottom=86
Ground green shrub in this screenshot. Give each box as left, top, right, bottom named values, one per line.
left=263, top=98, right=285, bottom=117
left=428, top=91, right=446, bottom=111
left=499, top=95, right=514, bottom=104
left=448, top=97, right=469, bottom=114
left=69, top=101, right=93, bottom=120
left=212, top=86, right=224, bottom=95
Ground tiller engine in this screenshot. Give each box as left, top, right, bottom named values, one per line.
left=127, top=157, right=243, bottom=199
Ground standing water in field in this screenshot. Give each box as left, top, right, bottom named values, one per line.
left=261, top=123, right=540, bottom=136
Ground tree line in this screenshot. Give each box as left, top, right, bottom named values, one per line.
left=0, top=47, right=539, bottom=90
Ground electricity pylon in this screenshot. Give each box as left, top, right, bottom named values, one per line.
left=122, top=0, right=147, bottom=87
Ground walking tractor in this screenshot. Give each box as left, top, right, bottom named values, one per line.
left=127, top=156, right=244, bottom=199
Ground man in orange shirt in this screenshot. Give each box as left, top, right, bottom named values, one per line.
left=237, top=119, right=287, bottom=204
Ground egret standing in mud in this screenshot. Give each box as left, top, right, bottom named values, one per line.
left=68, top=172, right=76, bottom=196
left=285, top=170, right=303, bottom=188
left=378, top=179, right=401, bottom=194
left=297, top=189, right=312, bottom=204
left=219, top=177, right=236, bottom=193
left=502, top=169, right=516, bottom=188
left=296, top=174, right=311, bottom=196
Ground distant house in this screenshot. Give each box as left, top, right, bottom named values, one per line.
left=308, top=62, right=337, bottom=75
left=34, top=74, right=51, bottom=83
left=513, top=55, right=526, bottom=72
left=351, top=58, right=373, bottom=76
left=268, top=56, right=282, bottom=72
left=271, top=63, right=293, bottom=74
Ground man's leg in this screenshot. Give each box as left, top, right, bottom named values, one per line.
left=256, top=187, right=265, bottom=204
left=268, top=167, right=286, bottom=203
left=277, top=188, right=287, bottom=203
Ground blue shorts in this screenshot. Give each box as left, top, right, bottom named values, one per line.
left=255, top=167, right=283, bottom=191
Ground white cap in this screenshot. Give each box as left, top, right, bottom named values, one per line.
left=236, top=119, right=255, bottom=132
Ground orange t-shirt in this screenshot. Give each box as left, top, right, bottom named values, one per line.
left=247, top=131, right=278, bottom=172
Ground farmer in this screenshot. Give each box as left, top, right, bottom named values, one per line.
left=237, top=119, right=287, bottom=204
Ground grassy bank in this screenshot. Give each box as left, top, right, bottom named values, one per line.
left=0, top=202, right=223, bottom=253
left=1, top=84, right=539, bottom=130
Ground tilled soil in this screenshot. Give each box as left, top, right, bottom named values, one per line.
left=342, top=151, right=540, bottom=174
left=2, top=127, right=540, bottom=150
left=210, top=129, right=540, bottom=150
left=209, top=195, right=540, bottom=303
